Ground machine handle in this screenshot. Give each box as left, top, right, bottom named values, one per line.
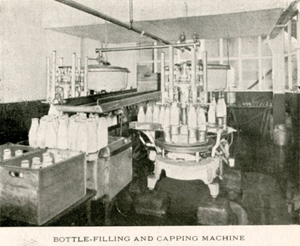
left=211, top=130, right=222, bottom=157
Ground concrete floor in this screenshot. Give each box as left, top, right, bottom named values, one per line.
left=1, top=130, right=299, bottom=226
left=108, top=130, right=299, bottom=226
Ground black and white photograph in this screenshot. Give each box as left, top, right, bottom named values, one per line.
left=0, top=0, right=299, bottom=245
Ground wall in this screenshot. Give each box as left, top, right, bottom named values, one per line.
left=0, top=0, right=102, bottom=103
left=0, top=101, right=49, bottom=145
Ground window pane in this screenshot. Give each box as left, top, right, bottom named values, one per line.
left=262, top=37, right=272, bottom=57
left=242, top=36, right=258, bottom=57
left=242, top=59, right=259, bottom=90
left=262, top=58, right=273, bottom=90
left=206, top=39, right=219, bottom=57
left=223, top=38, right=238, bottom=57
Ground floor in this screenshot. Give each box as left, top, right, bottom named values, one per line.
left=1, top=129, right=299, bottom=227
left=91, top=129, right=299, bottom=226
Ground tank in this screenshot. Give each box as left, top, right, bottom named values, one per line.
left=87, top=64, right=130, bottom=92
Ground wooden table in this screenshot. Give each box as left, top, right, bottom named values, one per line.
left=0, top=189, right=97, bottom=226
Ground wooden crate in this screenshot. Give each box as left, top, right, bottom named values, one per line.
left=0, top=148, right=86, bottom=225
left=0, top=143, right=38, bottom=163
left=86, top=136, right=132, bottom=200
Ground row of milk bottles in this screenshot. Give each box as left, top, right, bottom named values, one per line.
left=137, top=91, right=227, bottom=130
left=137, top=102, right=207, bottom=130
left=28, top=112, right=113, bottom=154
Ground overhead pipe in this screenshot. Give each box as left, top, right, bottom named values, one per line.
left=54, top=0, right=190, bottom=51
left=95, top=42, right=200, bottom=53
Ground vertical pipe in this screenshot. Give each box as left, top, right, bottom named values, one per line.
left=46, top=57, right=50, bottom=102
left=203, top=51, right=208, bottom=104
left=258, top=36, right=263, bottom=90
left=59, top=57, right=64, bottom=66
left=161, top=52, right=165, bottom=104
left=71, top=53, right=76, bottom=97
left=51, top=51, right=56, bottom=102
left=191, top=45, right=197, bottom=104
left=154, top=42, right=158, bottom=73
left=169, top=45, right=174, bottom=102
left=84, top=56, right=88, bottom=96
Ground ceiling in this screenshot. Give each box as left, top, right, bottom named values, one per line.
left=48, top=8, right=283, bottom=44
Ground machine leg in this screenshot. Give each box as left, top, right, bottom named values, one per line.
left=147, top=174, right=159, bottom=190
left=208, top=183, right=219, bottom=198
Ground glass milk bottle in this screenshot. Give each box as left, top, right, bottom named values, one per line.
left=197, top=107, right=207, bottom=131
left=57, top=116, right=68, bottom=149
left=36, top=116, right=48, bottom=148
left=87, top=116, right=98, bottom=154
left=163, top=105, right=171, bottom=128
left=170, top=102, right=180, bottom=126
left=158, top=106, right=165, bottom=127
left=152, top=104, right=160, bottom=124
left=208, top=93, right=216, bottom=127
left=97, top=117, right=108, bottom=150
left=44, top=117, right=58, bottom=149
left=216, top=91, right=224, bottom=127
left=28, top=118, right=39, bottom=147
left=76, top=118, right=88, bottom=153
left=137, top=105, right=146, bottom=123
left=220, top=91, right=227, bottom=130
left=68, top=115, right=79, bottom=151
left=145, top=104, right=153, bottom=123
left=187, top=105, right=197, bottom=128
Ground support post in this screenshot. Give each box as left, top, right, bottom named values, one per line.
left=84, top=56, right=88, bottom=96
left=71, top=53, right=76, bottom=97
left=287, top=20, right=292, bottom=90
left=298, top=11, right=300, bottom=88
left=161, top=52, right=165, bottom=104
left=258, top=36, right=263, bottom=90
left=191, top=45, right=197, bottom=104
left=169, top=45, right=174, bottom=102
left=268, top=29, right=285, bottom=125
left=51, top=51, right=56, bottom=102
left=203, top=51, right=208, bottom=104
left=154, top=42, right=158, bottom=73
left=219, top=38, right=224, bottom=65
left=46, top=57, right=50, bottom=102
